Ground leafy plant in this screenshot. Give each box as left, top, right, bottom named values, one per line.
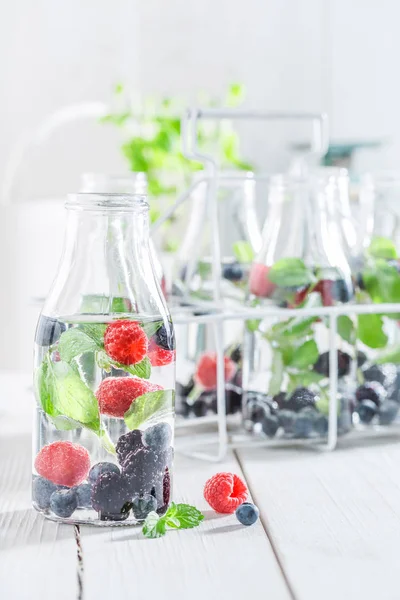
left=142, top=503, right=204, bottom=539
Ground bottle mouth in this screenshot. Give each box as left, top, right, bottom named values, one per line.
left=66, top=193, right=149, bottom=212
left=80, top=172, right=148, bottom=195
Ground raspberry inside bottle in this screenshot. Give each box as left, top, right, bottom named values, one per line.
left=33, top=192, right=175, bottom=525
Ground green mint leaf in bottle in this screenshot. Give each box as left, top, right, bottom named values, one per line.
left=358, top=314, right=388, bottom=349
left=267, top=258, right=314, bottom=288
left=58, top=329, right=98, bottom=363
left=368, top=236, right=397, bottom=260
left=124, top=389, right=175, bottom=430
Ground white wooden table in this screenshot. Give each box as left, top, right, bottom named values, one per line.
left=2, top=374, right=400, bottom=600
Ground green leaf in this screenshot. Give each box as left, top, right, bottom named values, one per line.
left=232, top=241, right=255, bottom=264
left=287, top=371, right=325, bottom=394
left=225, top=82, right=245, bottom=107
left=368, top=237, right=397, bottom=259
left=267, top=258, right=314, bottom=288
left=288, top=339, right=319, bottom=370
left=376, top=345, right=400, bottom=364
left=121, top=356, right=152, bottom=380
left=58, top=329, right=98, bottom=363
left=95, top=350, right=112, bottom=372
left=124, top=389, right=175, bottom=430
left=246, top=319, right=261, bottom=332
left=80, top=323, right=107, bottom=347
left=315, top=391, right=341, bottom=416
left=337, top=315, right=355, bottom=344
left=35, top=361, right=59, bottom=416
left=270, top=316, right=316, bottom=341
left=142, top=512, right=167, bottom=538
left=358, top=314, right=388, bottom=349
left=167, top=503, right=204, bottom=529
left=268, top=351, right=284, bottom=396
left=50, top=415, right=81, bottom=431
left=141, top=320, right=164, bottom=338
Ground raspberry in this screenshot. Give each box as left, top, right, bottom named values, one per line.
left=195, top=352, right=236, bottom=390
left=104, top=320, right=148, bottom=365
left=34, top=441, right=90, bottom=488
left=148, top=339, right=175, bottom=366
left=204, top=472, right=248, bottom=514
left=96, top=376, right=163, bottom=418
left=249, top=263, right=276, bottom=298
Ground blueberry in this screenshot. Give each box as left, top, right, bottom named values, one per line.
left=75, top=483, right=92, bottom=508
left=356, top=272, right=366, bottom=291
left=143, top=423, right=172, bottom=451
left=294, top=408, right=317, bottom=438
left=248, top=404, right=267, bottom=424
left=225, top=384, right=242, bottom=414
left=153, top=324, right=175, bottom=351
left=332, top=278, right=353, bottom=303
left=287, top=387, right=316, bottom=412
left=132, top=494, right=158, bottom=520
left=192, top=398, right=208, bottom=417
left=314, top=414, right=329, bottom=436
left=378, top=400, right=399, bottom=425
left=222, top=262, right=244, bottom=282
left=176, top=377, right=195, bottom=399
left=88, top=462, right=120, bottom=484
left=313, top=350, right=351, bottom=378
left=357, top=351, right=368, bottom=367
left=228, top=344, right=242, bottom=364
left=35, top=316, right=66, bottom=346
left=362, top=364, right=397, bottom=388
left=91, top=472, right=132, bottom=521
left=261, top=414, right=279, bottom=437
left=356, top=399, right=378, bottom=424
left=33, top=476, right=58, bottom=509
left=236, top=502, right=259, bottom=526
left=273, top=392, right=287, bottom=410
left=278, top=410, right=297, bottom=434
left=50, top=489, right=78, bottom=518
left=233, top=369, right=243, bottom=388
left=116, top=430, right=144, bottom=463
left=356, top=382, right=386, bottom=407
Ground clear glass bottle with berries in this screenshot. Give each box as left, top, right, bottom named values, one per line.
left=33, top=192, right=175, bottom=525
left=243, top=174, right=355, bottom=442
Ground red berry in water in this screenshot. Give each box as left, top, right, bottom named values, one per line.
left=96, top=376, right=162, bottom=418
left=34, top=441, right=90, bottom=487
left=195, top=352, right=236, bottom=390
left=204, top=472, right=248, bottom=514
left=104, top=320, right=148, bottom=365
left=314, top=280, right=334, bottom=307
left=147, top=339, right=176, bottom=367
left=249, top=263, right=276, bottom=298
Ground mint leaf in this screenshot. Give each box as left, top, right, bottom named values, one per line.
left=368, top=237, right=397, bottom=260
left=121, top=356, right=152, bottom=379
left=268, top=351, right=283, bottom=396
left=168, top=503, right=204, bottom=529
left=337, top=315, right=355, bottom=344
left=124, top=389, right=175, bottom=430
left=141, top=320, right=164, bottom=338
left=267, top=258, right=314, bottom=288
left=288, top=339, right=319, bottom=369
left=232, top=241, right=254, bottom=263
left=376, top=345, right=400, bottom=364
left=246, top=318, right=261, bottom=332
left=95, top=350, right=112, bottom=372
left=358, top=314, right=388, bottom=349
left=80, top=323, right=107, bottom=347
left=35, top=361, right=59, bottom=416
left=50, top=415, right=81, bottom=430
left=142, top=512, right=167, bottom=538
left=287, top=371, right=325, bottom=393
left=58, top=329, right=98, bottom=363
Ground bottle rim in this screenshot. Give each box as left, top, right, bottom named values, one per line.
left=66, top=192, right=149, bottom=212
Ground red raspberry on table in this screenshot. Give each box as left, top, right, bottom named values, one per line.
left=249, top=263, right=276, bottom=298
left=96, top=376, right=163, bottom=418
left=104, top=320, right=148, bottom=365
left=148, top=339, right=176, bottom=367
left=204, top=472, right=248, bottom=514
left=34, top=441, right=90, bottom=488
left=195, top=352, right=236, bottom=390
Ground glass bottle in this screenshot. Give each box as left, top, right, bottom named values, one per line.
left=33, top=192, right=175, bottom=525
left=80, top=173, right=166, bottom=296
left=244, top=174, right=355, bottom=442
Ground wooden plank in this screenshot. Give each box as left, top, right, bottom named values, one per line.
left=81, top=452, right=292, bottom=600
left=0, top=375, right=77, bottom=600
left=237, top=440, right=400, bottom=600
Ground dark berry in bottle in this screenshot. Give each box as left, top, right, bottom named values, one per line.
left=91, top=472, right=132, bottom=521
left=153, top=324, right=175, bottom=351
left=116, top=430, right=145, bottom=464
left=50, top=488, right=78, bottom=518
left=261, top=414, right=279, bottom=437
left=229, top=344, right=242, bottom=364
left=278, top=409, right=297, bottom=434
left=225, top=384, right=242, bottom=414
left=313, top=350, right=351, bottom=378
left=222, top=262, right=244, bottom=282
left=88, top=462, right=120, bottom=485
left=355, top=382, right=386, bottom=407
left=192, top=398, right=209, bottom=417
left=356, top=399, right=377, bottom=424
left=286, top=387, right=316, bottom=412
left=378, top=400, right=399, bottom=425
left=35, top=316, right=66, bottom=346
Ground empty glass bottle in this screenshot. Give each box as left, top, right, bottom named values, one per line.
left=33, top=192, right=175, bottom=525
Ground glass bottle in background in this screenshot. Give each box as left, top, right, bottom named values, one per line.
left=353, top=173, right=400, bottom=429
left=33, top=192, right=175, bottom=525
left=244, top=174, right=355, bottom=442
left=80, top=173, right=166, bottom=297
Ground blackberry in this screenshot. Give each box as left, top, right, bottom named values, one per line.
left=278, top=409, right=297, bottom=434
left=356, top=399, right=377, bottom=424
left=33, top=476, right=58, bottom=510
left=233, top=369, right=243, bottom=388
left=50, top=489, right=78, bottom=518
left=91, top=472, right=131, bottom=521
left=88, top=462, right=120, bottom=485
left=157, top=468, right=171, bottom=516
left=122, top=446, right=168, bottom=496
left=286, top=387, right=316, bottom=412
left=222, top=262, right=244, bottom=282
left=153, top=324, right=175, bottom=351
left=131, top=494, right=157, bottom=520
left=35, top=316, right=66, bottom=346
left=116, top=430, right=144, bottom=464
left=225, top=384, right=242, bottom=414
left=313, top=350, right=351, bottom=378
left=355, top=382, right=386, bottom=407
left=143, top=422, right=172, bottom=451
left=261, top=414, right=279, bottom=437
left=378, top=400, right=399, bottom=425
left=273, top=392, right=287, bottom=410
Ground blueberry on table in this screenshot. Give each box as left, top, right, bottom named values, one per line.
left=356, top=399, right=378, bottom=424
left=378, top=400, right=399, bottom=425
left=355, top=382, right=386, bottom=407
left=261, top=414, right=279, bottom=437
left=236, top=502, right=259, bottom=526
left=278, top=409, right=297, bottom=434
left=75, top=483, right=92, bottom=508
left=116, top=430, right=145, bottom=463
left=287, top=388, right=316, bottom=412
left=131, top=494, right=158, bottom=520
left=91, top=472, right=131, bottom=521
left=143, top=422, right=172, bottom=451
left=153, top=324, right=175, bottom=351
left=35, top=316, right=66, bottom=346
left=88, top=462, right=121, bottom=484
left=50, top=489, right=78, bottom=518
left=33, top=476, right=58, bottom=509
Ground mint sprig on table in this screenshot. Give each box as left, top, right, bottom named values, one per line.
left=142, top=503, right=204, bottom=539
